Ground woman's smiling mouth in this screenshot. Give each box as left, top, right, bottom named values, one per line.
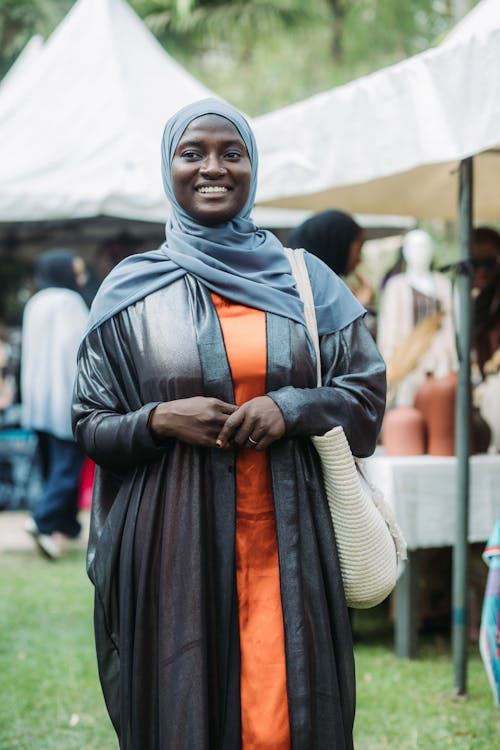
left=196, top=185, right=230, bottom=193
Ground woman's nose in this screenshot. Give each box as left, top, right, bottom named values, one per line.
left=200, top=155, right=225, bottom=177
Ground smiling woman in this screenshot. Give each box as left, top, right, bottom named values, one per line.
left=72, top=98, right=387, bottom=750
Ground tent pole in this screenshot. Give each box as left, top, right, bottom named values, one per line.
left=452, top=156, right=473, bottom=697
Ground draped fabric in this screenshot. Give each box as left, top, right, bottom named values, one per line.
left=73, top=277, right=386, bottom=749
left=411, top=287, right=442, bottom=325
left=210, top=292, right=290, bottom=747
left=83, top=248, right=364, bottom=345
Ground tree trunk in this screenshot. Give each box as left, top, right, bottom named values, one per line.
left=327, top=0, right=347, bottom=64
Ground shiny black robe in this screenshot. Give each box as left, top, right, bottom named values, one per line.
left=72, top=276, right=386, bottom=750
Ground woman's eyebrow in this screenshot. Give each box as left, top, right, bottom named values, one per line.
left=177, top=138, right=245, bottom=148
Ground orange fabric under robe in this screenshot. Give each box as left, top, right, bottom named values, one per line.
left=211, top=293, right=291, bottom=750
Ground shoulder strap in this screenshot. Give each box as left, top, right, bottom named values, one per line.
left=284, top=247, right=322, bottom=386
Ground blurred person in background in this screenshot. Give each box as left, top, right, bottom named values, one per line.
left=472, top=226, right=500, bottom=377
left=0, top=323, right=16, bottom=419
left=287, top=209, right=377, bottom=337
left=22, top=249, right=89, bottom=559
left=287, top=209, right=372, bottom=306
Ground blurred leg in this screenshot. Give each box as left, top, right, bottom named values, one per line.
left=33, top=434, right=84, bottom=538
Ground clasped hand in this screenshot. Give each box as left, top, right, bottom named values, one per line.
left=150, top=395, right=285, bottom=450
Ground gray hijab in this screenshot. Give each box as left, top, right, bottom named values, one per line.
left=82, top=99, right=363, bottom=341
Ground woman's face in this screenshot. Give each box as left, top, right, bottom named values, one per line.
left=171, top=114, right=252, bottom=226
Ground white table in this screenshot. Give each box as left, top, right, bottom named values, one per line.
left=363, top=453, right=500, bottom=656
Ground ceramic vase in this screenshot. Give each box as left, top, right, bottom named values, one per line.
left=382, top=405, right=426, bottom=456
left=426, top=372, right=457, bottom=456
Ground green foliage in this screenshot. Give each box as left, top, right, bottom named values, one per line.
left=0, top=0, right=39, bottom=76
left=131, top=0, right=481, bottom=114
left=0, top=0, right=73, bottom=76
left=132, top=0, right=317, bottom=62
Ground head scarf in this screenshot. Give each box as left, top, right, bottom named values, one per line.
left=288, top=209, right=363, bottom=276
left=83, top=100, right=363, bottom=342
left=35, top=249, right=78, bottom=292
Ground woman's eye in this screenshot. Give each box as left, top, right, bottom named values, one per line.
left=182, top=150, right=201, bottom=160
left=225, top=151, right=241, bottom=160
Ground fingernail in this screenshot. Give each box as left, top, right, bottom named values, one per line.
left=216, top=440, right=222, bottom=448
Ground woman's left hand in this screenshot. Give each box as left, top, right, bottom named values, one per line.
left=216, top=396, right=285, bottom=450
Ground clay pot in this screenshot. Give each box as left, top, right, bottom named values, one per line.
left=382, top=406, right=426, bottom=456
left=414, top=373, right=434, bottom=452
left=414, top=372, right=491, bottom=455
left=427, top=372, right=457, bottom=456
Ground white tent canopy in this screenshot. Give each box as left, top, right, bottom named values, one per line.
left=0, top=0, right=214, bottom=223
left=253, top=0, right=500, bottom=220
left=2, top=0, right=499, bottom=226
left=443, top=0, right=500, bottom=44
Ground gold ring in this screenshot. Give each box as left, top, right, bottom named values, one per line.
left=247, top=436, right=258, bottom=446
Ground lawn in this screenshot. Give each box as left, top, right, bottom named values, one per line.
left=1, top=548, right=498, bottom=749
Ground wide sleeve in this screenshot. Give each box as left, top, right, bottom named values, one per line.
left=267, top=316, right=386, bottom=457
left=72, top=323, right=165, bottom=474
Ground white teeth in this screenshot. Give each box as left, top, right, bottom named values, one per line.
left=197, top=186, right=228, bottom=193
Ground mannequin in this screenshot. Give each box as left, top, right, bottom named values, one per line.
left=377, top=229, right=457, bottom=405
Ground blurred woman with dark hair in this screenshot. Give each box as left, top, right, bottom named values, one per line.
left=472, top=226, right=500, bottom=376
left=288, top=208, right=375, bottom=330
left=22, top=249, right=89, bottom=559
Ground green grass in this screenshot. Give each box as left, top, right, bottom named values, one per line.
left=0, top=550, right=116, bottom=750
left=353, top=625, right=500, bottom=749
left=1, top=549, right=498, bottom=749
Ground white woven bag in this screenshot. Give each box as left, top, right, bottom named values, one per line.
left=285, top=247, right=407, bottom=609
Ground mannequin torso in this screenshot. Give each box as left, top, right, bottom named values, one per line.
left=377, top=230, right=457, bottom=405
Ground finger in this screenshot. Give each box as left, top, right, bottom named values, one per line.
left=253, top=433, right=274, bottom=451
left=232, top=418, right=258, bottom=447
left=208, top=401, right=238, bottom=427
left=216, top=409, right=244, bottom=448
left=218, top=401, right=239, bottom=415
left=250, top=421, right=285, bottom=451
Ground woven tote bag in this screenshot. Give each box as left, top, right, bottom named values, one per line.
left=284, top=247, right=407, bottom=609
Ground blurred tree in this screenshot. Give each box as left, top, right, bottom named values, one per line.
left=326, top=0, right=347, bottom=62
left=132, top=0, right=316, bottom=60
left=0, top=0, right=72, bottom=77
left=132, top=0, right=471, bottom=65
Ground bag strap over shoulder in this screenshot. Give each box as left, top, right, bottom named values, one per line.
left=284, top=247, right=322, bottom=387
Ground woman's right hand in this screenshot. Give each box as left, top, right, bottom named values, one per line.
left=149, top=397, right=238, bottom=447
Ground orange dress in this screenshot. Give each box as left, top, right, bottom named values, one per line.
left=211, top=293, right=291, bottom=749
